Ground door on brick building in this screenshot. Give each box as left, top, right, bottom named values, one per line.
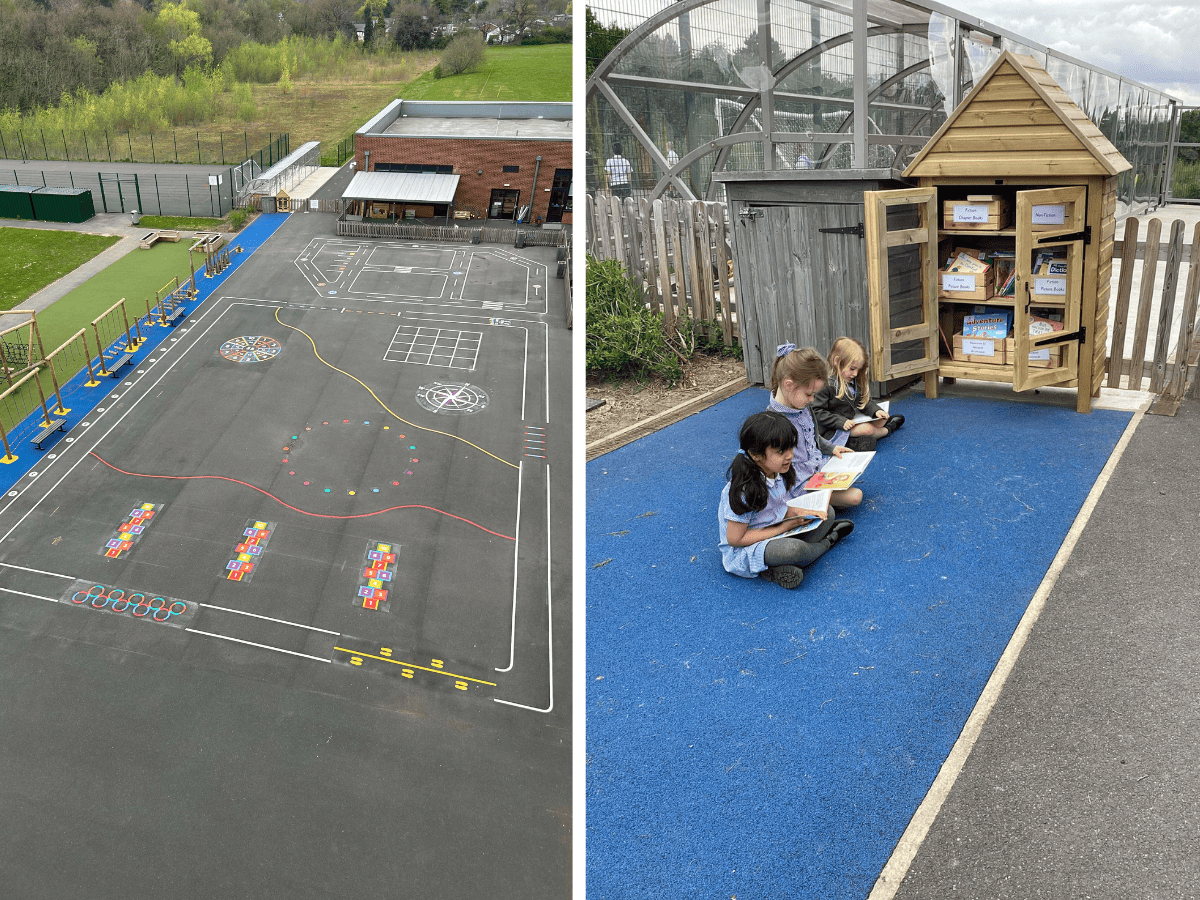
left=545, top=169, right=572, bottom=223
left=488, top=188, right=520, bottom=220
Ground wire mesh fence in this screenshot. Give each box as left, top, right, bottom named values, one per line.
left=0, top=134, right=289, bottom=218
left=0, top=129, right=285, bottom=167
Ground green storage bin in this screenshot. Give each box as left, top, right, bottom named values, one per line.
left=31, top=187, right=96, bottom=223
left=0, top=184, right=39, bottom=221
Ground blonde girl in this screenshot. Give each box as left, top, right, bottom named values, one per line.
left=766, top=343, right=862, bottom=508
left=810, top=337, right=904, bottom=451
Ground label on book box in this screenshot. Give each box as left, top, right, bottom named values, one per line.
left=951, top=204, right=990, bottom=223
left=1034, top=277, right=1067, bottom=295
left=942, top=273, right=978, bottom=292
left=962, top=338, right=995, bottom=357
left=1032, top=204, right=1066, bottom=226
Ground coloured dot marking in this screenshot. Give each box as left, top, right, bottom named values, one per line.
left=304, top=481, right=310, bottom=485
left=409, top=445, right=416, bottom=450
left=348, top=491, right=355, bottom=496
left=282, top=458, right=288, bottom=463
left=292, top=436, right=298, bottom=440
left=372, top=488, right=379, bottom=493
left=324, top=488, right=331, bottom=493
left=343, top=419, right=350, bottom=424
left=384, top=426, right=389, bottom=430
left=305, top=427, right=311, bottom=431
left=406, top=470, right=413, bottom=475
left=392, top=481, right=399, bottom=486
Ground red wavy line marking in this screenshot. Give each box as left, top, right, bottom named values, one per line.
left=89, top=452, right=515, bottom=541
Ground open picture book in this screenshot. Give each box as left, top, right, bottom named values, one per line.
left=849, top=399, right=890, bottom=426
left=784, top=490, right=832, bottom=534
left=802, top=450, right=875, bottom=491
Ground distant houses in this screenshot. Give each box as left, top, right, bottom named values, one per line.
left=351, top=12, right=569, bottom=45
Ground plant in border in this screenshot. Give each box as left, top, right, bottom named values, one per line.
left=586, top=255, right=687, bottom=384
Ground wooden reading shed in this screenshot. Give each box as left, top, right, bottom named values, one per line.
left=864, top=50, right=1132, bottom=413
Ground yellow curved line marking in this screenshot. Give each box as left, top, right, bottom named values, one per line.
left=275, top=307, right=517, bottom=469
left=335, top=647, right=497, bottom=686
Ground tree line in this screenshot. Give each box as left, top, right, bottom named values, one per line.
left=0, top=0, right=569, bottom=114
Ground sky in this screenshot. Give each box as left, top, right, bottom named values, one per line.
left=952, top=1, right=1200, bottom=105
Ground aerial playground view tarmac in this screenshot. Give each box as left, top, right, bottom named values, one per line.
left=0, top=211, right=572, bottom=897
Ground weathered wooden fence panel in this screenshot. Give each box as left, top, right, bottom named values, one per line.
left=587, top=192, right=739, bottom=346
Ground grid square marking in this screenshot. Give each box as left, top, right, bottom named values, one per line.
left=385, top=326, right=481, bottom=371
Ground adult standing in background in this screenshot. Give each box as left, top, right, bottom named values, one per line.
left=605, top=143, right=633, bottom=199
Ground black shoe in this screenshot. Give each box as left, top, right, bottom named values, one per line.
left=847, top=434, right=877, bottom=452
left=884, top=414, right=905, bottom=434
left=827, top=520, right=855, bottom=544
left=760, top=565, right=804, bottom=589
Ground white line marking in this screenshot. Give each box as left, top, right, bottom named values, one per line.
left=185, top=627, right=332, bottom=663
left=867, top=408, right=1146, bottom=899
left=0, top=586, right=57, bottom=602
left=198, top=602, right=341, bottom=635
left=0, top=561, right=75, bottom=579
left=495, top=464, right=553, bottom=714
left=496, top=459, right=522, bottom=674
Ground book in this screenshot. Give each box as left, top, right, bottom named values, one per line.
left=803, top=450, right=875, bottom=491
left=962, top=311, right=1012, bottom=339
left=850, top=399, right=890, bottom=426
left=784, top=490, right=832, bottom=533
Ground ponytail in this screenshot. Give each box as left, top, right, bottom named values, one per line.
left=726, top=411, right=798, bottom=514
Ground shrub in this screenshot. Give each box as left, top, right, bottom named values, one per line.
left=439, top=32, right=487, bottom=77
left=586, top=256, right=685, bottom=384
left=229, top=207, right=250, bottom=230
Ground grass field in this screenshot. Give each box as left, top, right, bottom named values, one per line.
left=0, top=229, right=120, bottom=312
left=403, top=44, right=572, bottom=101
left=232, top=44, right=570, bottom=156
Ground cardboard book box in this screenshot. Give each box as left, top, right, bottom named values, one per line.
left=953, top=333, right=1007, bottom=364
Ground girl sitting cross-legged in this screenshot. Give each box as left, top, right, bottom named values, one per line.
left=718, top=410, right=854, bottom=590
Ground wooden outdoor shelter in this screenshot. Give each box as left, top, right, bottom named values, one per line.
left=864, top=50, right=1132, bottom=413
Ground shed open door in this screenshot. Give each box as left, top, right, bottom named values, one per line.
left=1013, top=185, right=1088, bottom=392
left=863, top=188, right=940, bottom=391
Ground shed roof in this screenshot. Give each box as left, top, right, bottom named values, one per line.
left=905, top=51, right=1131, bottom=179
left=341, top=171, right=461, bottom=204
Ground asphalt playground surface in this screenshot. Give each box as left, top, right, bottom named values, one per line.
left=0, top=211, right=572, bottom=897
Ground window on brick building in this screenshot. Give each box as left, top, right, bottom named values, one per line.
left=502, top=165, right=520, bottom=173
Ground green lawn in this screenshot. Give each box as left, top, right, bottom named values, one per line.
left=137, top=215, right=225, bottom=231
left=402, top=44, right=571, bottom=102
left=0, top=228, right=121, bottom=312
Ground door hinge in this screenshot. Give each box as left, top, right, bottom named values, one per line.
left=818, top=222, right=865, bottom=238
left=1038, top=225, right=1090, bottom=245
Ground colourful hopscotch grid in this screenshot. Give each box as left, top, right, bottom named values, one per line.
left=225, top=520, right=276, bottom=582
left=357, top=540, right=398, bottom=612
left=100, top=501, right=162, bottom=559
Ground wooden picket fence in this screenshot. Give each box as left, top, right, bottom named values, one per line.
left=336, top=216, right=569, bottom=246
left=1109, top=217, right=1200, bottom=411
left=586, top=193, right=738, bottom=347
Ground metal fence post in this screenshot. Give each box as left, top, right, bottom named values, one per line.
left=126, top=132, right=133, bottom=161
left=150, top=132, right=155, bottom=163
left=173, top=130, right=179, bottom=164
left=61, top=129, right=68, bottom=160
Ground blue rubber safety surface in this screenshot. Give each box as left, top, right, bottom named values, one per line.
left=586, top=387, right=1132, bottom=899
left=0, top=213, right=288, bottom=493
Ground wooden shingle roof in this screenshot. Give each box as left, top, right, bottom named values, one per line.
left=904, top=50, right=1131, bottom=178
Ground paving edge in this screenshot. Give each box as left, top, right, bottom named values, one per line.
left=585, top=376, right=752, bottom=461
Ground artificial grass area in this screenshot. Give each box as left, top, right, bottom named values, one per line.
left=402, top=44, right=571, bottom=101
left=34, top=240, right=196, bottom=353
left=0, top=228, right=120, bottom=312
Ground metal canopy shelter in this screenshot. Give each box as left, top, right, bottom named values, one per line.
left=341, top=171, right=462, bottom=223
left=586, top=0, right=1177, bottom=212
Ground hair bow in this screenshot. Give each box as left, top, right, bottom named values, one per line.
left=776, top=341, right=796, bottom=358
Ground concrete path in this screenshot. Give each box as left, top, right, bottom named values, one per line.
left=878, top=395, right=1200, bottom=898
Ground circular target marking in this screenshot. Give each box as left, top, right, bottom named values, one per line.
left=220, top=335, right=282, bottom=363
left=416, top=382, right=489, bottom=416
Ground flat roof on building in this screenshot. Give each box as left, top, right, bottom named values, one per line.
left=359, top=100, right=571, bottom=141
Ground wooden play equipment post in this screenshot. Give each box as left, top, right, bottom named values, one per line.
left=0, top=369, right=40, bottom=463
left=43, top=330, right=89, bottom=415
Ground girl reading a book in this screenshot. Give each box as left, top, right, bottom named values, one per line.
left=719, top=411, right=855, bottom=589
left=767, top=343, right=862, bottom=509
left=810, top=337, right=905, bottom=451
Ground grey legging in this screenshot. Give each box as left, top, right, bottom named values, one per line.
left=763, top=517, right=837, bottom=569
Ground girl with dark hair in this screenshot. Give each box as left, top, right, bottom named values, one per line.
left=718, top=411, right=854, bottom=589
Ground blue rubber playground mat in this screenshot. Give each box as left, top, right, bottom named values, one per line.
left=586, top=387, right=1132, bottom=899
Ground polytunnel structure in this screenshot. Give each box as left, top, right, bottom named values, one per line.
left=585, top=0, right=1178, bottom=211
